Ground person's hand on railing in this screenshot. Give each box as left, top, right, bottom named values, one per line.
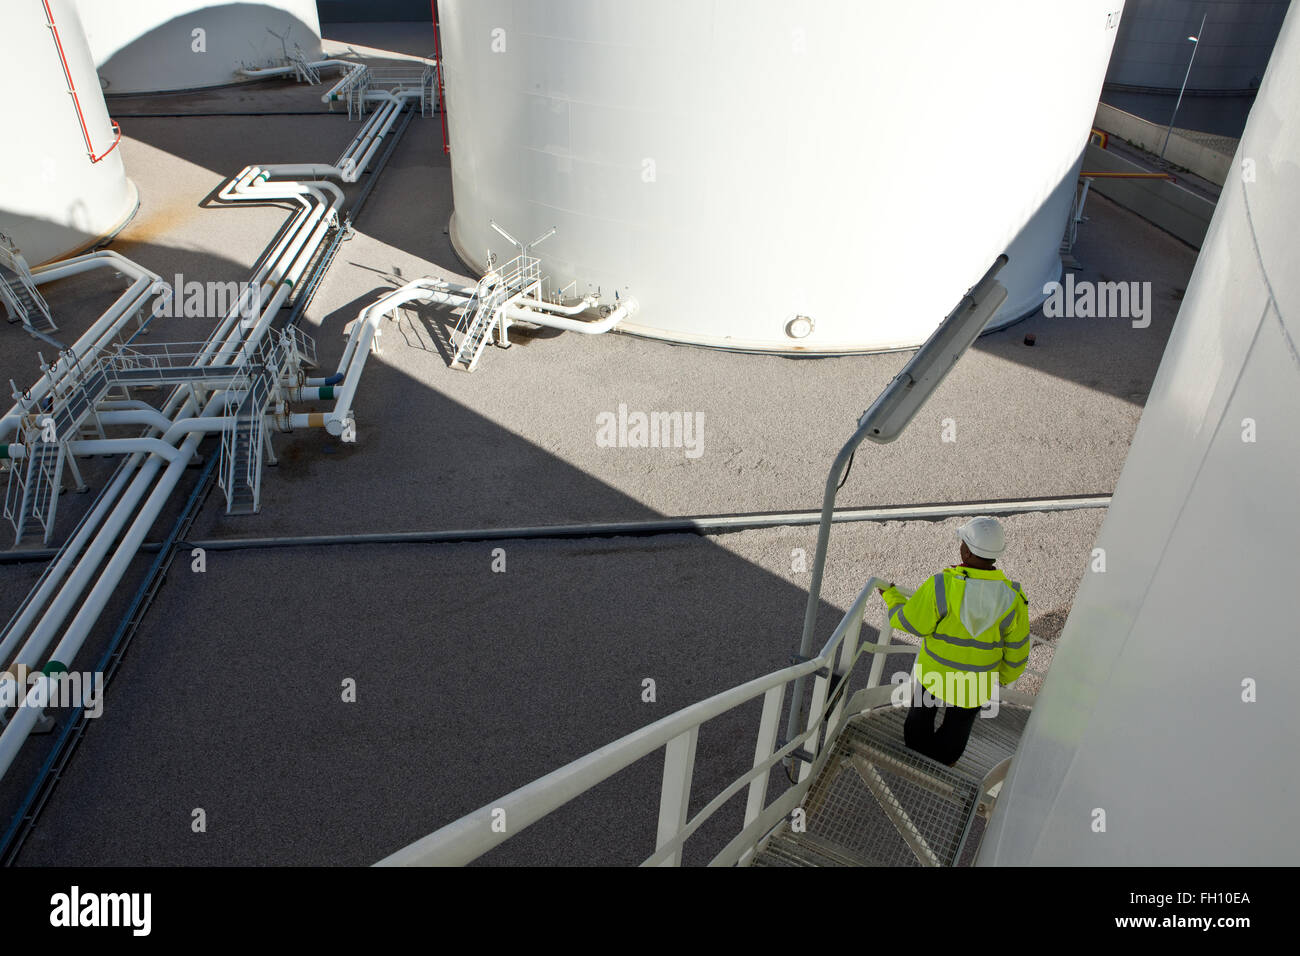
left=876, top=581, right=894, bottom=596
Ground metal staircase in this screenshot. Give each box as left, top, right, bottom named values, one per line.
left=288, top=49, right=322, bottom=85
left=218, top=326, right=314, bottom=515
left=376, top=574, right=1049, bottom=868
left=219, top=365, right=270, bottom=516
left=0, top=234, right=55, bottom=334
left=2, top=429, right=65, bottom=546
left=451, top=254, right=542, bottom=372
left=751, top=704, right=1029, bottom=867
left=1, top=325, right=318, bottom=536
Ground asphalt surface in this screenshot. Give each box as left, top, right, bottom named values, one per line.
left=0, top=46, right=1199, bottom=866
left=11, top=510, right=1102, bottom=866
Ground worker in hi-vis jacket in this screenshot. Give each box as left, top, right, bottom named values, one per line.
left=877, top=517, right=1031, bottom=766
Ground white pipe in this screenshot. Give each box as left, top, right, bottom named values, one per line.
left=0, top=458, right=139, bottom=667
left=30, top=250, right=158, bottom=287
left=337, top=104, right=391, bottom=166
left=96, top=400, right=166, bottom=411
left=318, top=61, right=368, bottom=104
left=344, top=93, right=417, bottom=181
left=0, top=94, right=393, bottom=757
left=0, top=101, right=382, bottom=710
left=324, top=280, right=441, bottom=434
left=2, top=253, right=161, bottom=441
left=95, top=408, right=175, bottom=434
left=236, top=59, right=357, bottom=80
left=0, top=414, right=223, bottom=782
left=0, top=197, right=283, bottom=661
left=327, top=279, right=457, bottom=382
left=211, top=197, right=335, bottom=367
left=66, top=438, right=184, bottom=463
left=512, top=295, right=600, bottom=317
left=503, top=297, right=639, bottom=334
left=8, top=398, right=224, bottom=672
left=0, top=391, right=206, bottom=667
left=338, top=100, right=397, bottom=174
left=286, top=413, right=328, bottom=429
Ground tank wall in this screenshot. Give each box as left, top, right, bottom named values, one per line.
left=980, top=3, right=1300, bottom=866
left=76, top=0, right=322, bottom=94
left=0, top=0, right=136, bottom=265
left=442, top=0, right=1123, bottom=352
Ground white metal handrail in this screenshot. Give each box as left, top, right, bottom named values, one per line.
left=377, top=575, right=909, bottom=867
left=378, top=570, right=1051, bottom=867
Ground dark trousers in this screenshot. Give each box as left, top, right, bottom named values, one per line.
left=904, top=685, right=980, bottom=766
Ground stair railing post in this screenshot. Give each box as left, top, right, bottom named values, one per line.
left=739, top=684, right=785, bottom=865
left=655, top=726, right=699, bottom=866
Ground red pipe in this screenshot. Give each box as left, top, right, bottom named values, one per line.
left=42, top=0, right=121, bottom=164
left=432, top=0, right=450, bottom=154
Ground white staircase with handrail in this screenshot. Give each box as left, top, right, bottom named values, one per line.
left=0, top=234, right=56, bottom=334
left=450, top=253, right=543, bottom=372
left=377, top=576, right=1048, bottom=867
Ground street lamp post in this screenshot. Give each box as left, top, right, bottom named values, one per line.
left=1161, top=12, right=1207, bottom=158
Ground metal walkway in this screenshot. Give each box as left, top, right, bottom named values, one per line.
left=751, top=704, right=1029, bottom=867
left=3, top=329, right=317, bottom=542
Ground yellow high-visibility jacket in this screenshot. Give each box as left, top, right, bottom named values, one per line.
left=882, top=567, right=1030, bottom=708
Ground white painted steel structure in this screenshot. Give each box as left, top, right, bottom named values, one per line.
left=440, top=0, right=1123, bottom=352
left=377, top=576, right=1047, bottom=866
left=75, top=0, right=323, bottom=93
left=0, top=96, right=419, bottom=783
left=1, top=0, right=137, bottom=266
left=978, top=4, right=1300, bottom=866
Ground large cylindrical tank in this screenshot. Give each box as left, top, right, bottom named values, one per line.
left=75, top=0, right=323, bottom=94
left=440, top=0, right=1123, bottom=353
left=980, top=2, right=1300, bottom=866
left=0, top=0, right=136, bottom=266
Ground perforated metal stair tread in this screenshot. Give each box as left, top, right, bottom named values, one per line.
left=803, top=722, right=977, bottom=867
left=761, top=703, right=1031, bottom=868
left=856, top=702, right=1031, bottom=782
left=751, top=830, right=888, bottom=868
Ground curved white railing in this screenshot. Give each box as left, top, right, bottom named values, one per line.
left=377, top=576, right=921, bottom=867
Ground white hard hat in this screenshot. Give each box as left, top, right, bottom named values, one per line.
left=957, top=516, right=1006, bottom=559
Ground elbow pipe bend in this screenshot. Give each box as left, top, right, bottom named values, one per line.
left=503, top=297, right=639, bottom=335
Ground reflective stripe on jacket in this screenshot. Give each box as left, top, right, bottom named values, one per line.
left=882, top=567, right=1030, bottom=708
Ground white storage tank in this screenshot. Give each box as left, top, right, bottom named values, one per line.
left=0, top=0, right=136, bottom=266
left=981, top=2, right=1300, bottom=865
left=441, top=0, right=1124, bottom=352
left=75, top=0, right=323, bottom=94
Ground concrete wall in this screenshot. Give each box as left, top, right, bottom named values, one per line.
left=1094, top=102, right=1233, bottom=184
left=1082, top=144, right=1216, bottom=248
